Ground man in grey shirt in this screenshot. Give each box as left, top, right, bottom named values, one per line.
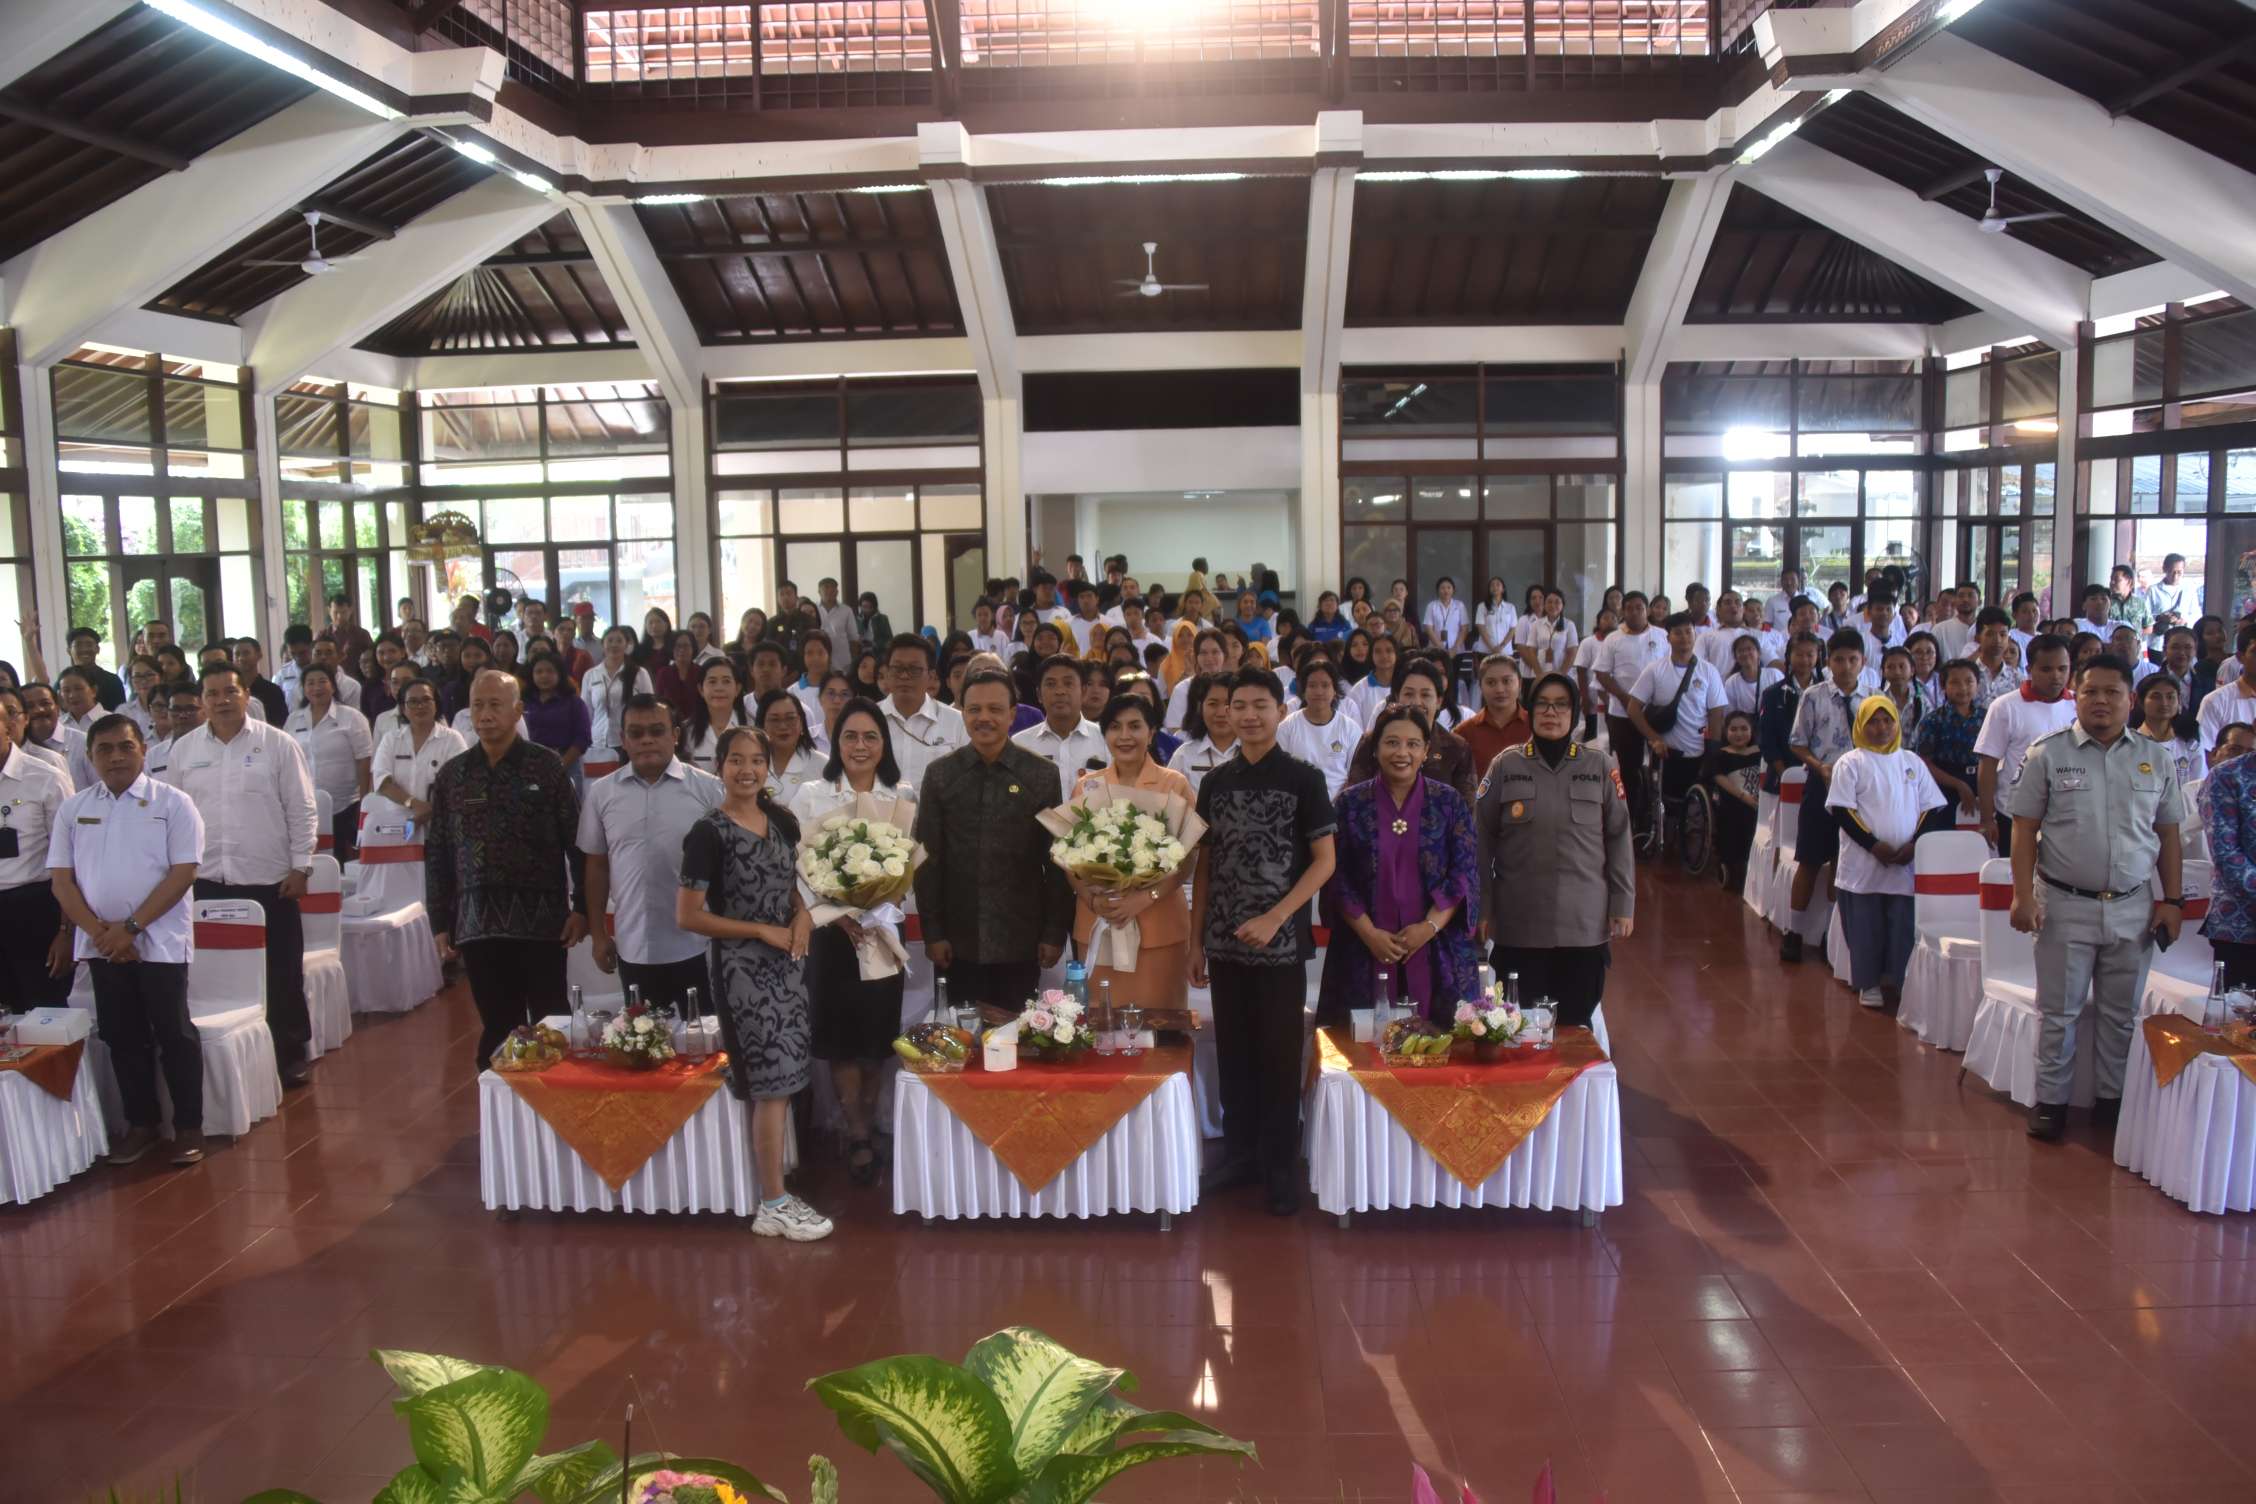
left=579, top=694, right=724, bottom=1012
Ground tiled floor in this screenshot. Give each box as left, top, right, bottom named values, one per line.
left=10, top=865, right=2256, bottom=1503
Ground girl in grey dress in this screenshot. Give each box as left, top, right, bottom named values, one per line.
left=677, top=727, right=827, bottom=1240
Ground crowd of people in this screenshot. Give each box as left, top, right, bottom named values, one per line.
left=0, top=545, right=2230, bottom=1220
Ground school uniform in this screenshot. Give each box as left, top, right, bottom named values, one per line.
left=1826, top=746, right=1946, bottom=997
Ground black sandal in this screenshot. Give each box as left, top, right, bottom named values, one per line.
left=847, top=1138, right=878, bottom=1186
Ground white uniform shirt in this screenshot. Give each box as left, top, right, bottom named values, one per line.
left=123, top=701, right=155, bottom=737
left=882, top=696, right=967, bottom=794
left=768, top=743, right=827, bottom=806
left=166, top=718, right=318, bottom=885
left=2197, top=677, right=2256, bottom=750
left=1474, top=601, right=1517, bottom=655
left=2147, top=576, right=2200, bottom=626
left=1629, top=655, right=1729, bottom=758
left=285, top=702, right=375, bottom=812
left=1276, top=705, right=1362, bottom=800
left=1857, top=619, right=1904, bottom=668
left=1062, top=614, right=1102, bottom=655
left=1515, top=614, right=1579, bottom=673
left=371, top=706, right=407, bottom=743
left=62, top=707, right=99, bottom=738
left=1166, top=735, right=1237, bottom=799
left=1826, top=747, right=1946, bottom=897
left=1164, top=677, right=1198, bottom=733
left=1723, top=667, right=1782, bottom=719
left=971, top=629, right=1012, bottom=658
left=48, top=772, right=205, bottom=963
left=1574, top=633, right=1611, bottom=716
left=577, top=759, right=725, bottom=966
left=19, top=739, right=72, bottom=789
left=1422, top=597, right=1468, bottom=651
left=0, top=744, right=70, bottom=892
left=1345, top=675, right=1394, bottom=726
left=1598, top=627, right=1669, bottom=703
left=683, top=716, right=750, bottom=774
left=2007, top=627, right=2037, bottom=660
left=1695, top=626, right=1762, bottom=681
left=1932, top=617, right=1976, bottom=660
left=581, top=661, right=655, bottom=755
left=1763, top=590, right=1800, bottom=631
left=371, top=724, right=467, bottom=806
left=143, top=734, right=172, bottom=781
left=1012, top=717, right=1108, bottom=796
left=2143, top=730, right=2202, bottom=788
left=1972, top=691, right=2079, bottom=797
left=37, top=727, right=92, bottom=793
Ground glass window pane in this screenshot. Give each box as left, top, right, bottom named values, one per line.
left=276, top=393, right=342, bottom=456
left=718, top=538, right=774, bottom=627
left=1341, top=376, right=1477, bottom=435
left=62, top=496, right=108, bottom=556
left=1663, top=371, right=1791, bottom=433
left=424, top=403, right=543, bottom=461
left=1482, top=529, right=1548, bottom=614
left=2181, top=308, right=2256, bottom=401
left=1665, top=521, right=1721, bottom=600
left=778, top=489, right=845, bottom=534
left=920, top=484, right=983, bottom=531
left=546, top=395, right=668, bottom=455
left=1864, top=471, right=1918, bottom=518
left=118, top=496, right=159, bottom=553
left=1999, top=467, right=2023, bottom=518
left=1342, top=478, right=1406, bottom=521
left=712, top=385, right=841, bottom=450
left=484, top=497, right=547, bottom=543
left=1556, top=474, right=1615, bottom=519
left=317, top=500, right=346, bottom=549
left=2033, top=463, right=2055, bottom=518
left=1727, top=471, right=1791, bottom=520
left=53, top=365, right=153, bottom=443
left=1797, top=470, right=1858, bottom=518
left=1729, top=524, right=1781, bottom=599
left=165, top=380, right=242, bottom=451
left=849, top=487, right=917, bottom=532
left=554, top=546, right=614, bottom=628
left=1342, top=525, right=1406, bottom=598
left=1866, top=519, right=1918, bottom=586
left=1798, top=525, right=1855, bottom=597
left=855, top=537, right=917, bottom=626
left=2227, top=450, right=2256, bottom=513
left=1665, top=476, right=1721, bottom=519
left=2130, top=456, right=2162, bottom=516
left=352, top=502, right=379, bottom=550
left=846, top=382, right=980, bottom=446
left=1943, top=367, right=1983, bottom=431
left=550, top=494, right=611, bottom=541
left=1555, top=524, right=1615, bottom=627
left=67, top=560, right=116, bottom=652
left=169, top=497, right=209, bottom=553
left=1996, top=352, right=2060, bottom=424
left=1413, top=528, right=1474, bottom=606
left=616, top=493, right=674, bottom=540
left=616, top=539, right=677, bottom=632
left=1482, top=475, right=1548, bottom=520
left=350, top=403, right=404, bottom=461
left=1412, top=477, right=1478, bottom=521
left=2176, top=453, right=2212, bottom=513
left=1485, top=371, right=1615, bottom=436
left=716, top=492, right=773, bottom=536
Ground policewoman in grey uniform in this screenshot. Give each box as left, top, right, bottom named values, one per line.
left=1473, top=673, right=1635, bottom=1027
left=2008, top=652, right=2185, bottom=1142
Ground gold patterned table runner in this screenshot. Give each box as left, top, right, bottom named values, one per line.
left=915, top=1047, right=1189, bottom=1194
left=499, top=1054, right=731, bottom=1190
left=0, top=1040, right=85, bottom=1102
left=2143, top=1014, right=2256, bottom=1090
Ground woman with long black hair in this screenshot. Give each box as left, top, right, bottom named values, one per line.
left=682, top=656, right=751, bottom=772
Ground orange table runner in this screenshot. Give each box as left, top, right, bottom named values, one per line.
left=2144, top=1014, right=2256, bottom=1090
left=498, top=1054, right=731, bottom=1190
left=0, top=1040, right=85, bottom=1103
left=913, top=1046, right=1189, bottom=1194
left=1317, top=1027, right=1609, bottom=1190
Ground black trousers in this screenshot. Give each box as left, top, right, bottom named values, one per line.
left=89, top=959, right=201, bottom=1132
left=1208, top=959, right=1308, bottom=1190
left=329, top=801, right=361, bottom=864
left=939, top=959, right=1039, bottom=1016
left=2216, top=939, right=2256, bottom=992
left=0, top=883, right=71, bottom=1012
left=617, top=954, right=711, bottom=1015
left=462, top=937, right=569, bottom=1072
left=194, top=879, right=307, bottom=1071
left=1607, top=717, right=1651, bottom=829
left=1490, top=942, right=1611, bottom=1031
left=1995, top=813, right=2015, bottom=854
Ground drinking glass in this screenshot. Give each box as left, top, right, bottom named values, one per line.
left=1117, top=1006, right=1144, bottom=1056
left=1526, top=1003, right=1556, bottom=1050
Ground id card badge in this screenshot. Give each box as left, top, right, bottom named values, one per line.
left=0, top=827, right=17, bottom=860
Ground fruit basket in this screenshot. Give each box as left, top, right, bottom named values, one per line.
left=492, top=1023, right=568, bottom=1073
left=893, top=1021, right=974, bottom=1074
left=1378, top=1017, right=1456, bottom=1068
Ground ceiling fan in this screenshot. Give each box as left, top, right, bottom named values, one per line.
left=1114, top=241, right=1209, bottom=299
left=242, top=210, right=369, bottom=275
left=1976, top=168, right=2068, bottom=234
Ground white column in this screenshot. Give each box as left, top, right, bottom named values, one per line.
left=21, top=362, right=67, bottom=675
left=1298, top=113, right=1359, bottom=605
left=1621, top=381, right=1665, bottom=593
left=253, top=392, right=290, bottom=649
left=670, top=400, right=713, bottom=621
left=984, top=390, right=1026, bottom=582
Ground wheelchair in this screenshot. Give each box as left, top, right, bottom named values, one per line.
left=1677, top=781, right=1719, bottom=881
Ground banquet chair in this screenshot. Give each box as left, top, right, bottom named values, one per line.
left=302, top=854, right=352, bottom=1058
left=2182, top=780, right=2209, bottom=861
left=1742, top=787, right=1780, bottom=915
left=1765, top=769, right=1832, bottom=942
left=314, top=789, right=335, bottom=855
left=1898, top=830, right=1989, bottom=1050
left=2143, top=858, right=2215, bottom=1017
left=1963, top=859, right=2096, bottom=1108
left=179, top=898, right=285, bottom=1136
left=339, top=813, right=443, bottom=1014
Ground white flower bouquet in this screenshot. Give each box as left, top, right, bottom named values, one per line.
left=602, top=1001, right=677, bottom=1070
left=1017, top=988, right=1095, bottom=1061
left=1453, top=995, right=1530, bottom=1062
left=1035, top=783, right=1206, bottom=970
left=796, top=790, right=927, bottom=980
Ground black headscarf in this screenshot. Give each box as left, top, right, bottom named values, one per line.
left=1530, top=672, right=1580, bottom=769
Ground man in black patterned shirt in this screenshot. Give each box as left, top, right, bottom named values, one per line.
left=1192, top=666, right=1337, bottom=1215
left=425, top=670, right=586, bottom=1070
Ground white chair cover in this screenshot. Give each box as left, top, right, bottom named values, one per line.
left=340, top=901, right=443, bottom=1016
left=890, top=1068, right=1200, bottom=1221
left=1961, top=860, right=2096, bottom=1108
left=182, top=899, right=284, bottom=1136
left=1305, top=1056, right=1622, bottom=1217
left=351, top=803, right=426, bottom=914
left=478, top=1057, right=796, bottom=1216
left=1742, top=788, right=1778, bottom=915
left=303, top=854, right=351, bottom=1057
left=1826, top=906, right=1854, bottom=986
left=0, top=1042, right=109, bottom=1204
left=1896, top=830, right=1990, bottom=1047
left=314, top=788, right=334, bottom=854
left=1765, top=769, right=1832, bottom=939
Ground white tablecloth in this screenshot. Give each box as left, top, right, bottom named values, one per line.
left=0, top=1046, right=110, bottom=1205
left=890, top=1067, right=1200, bottom=1221
left=1305, top=1052, right=1623, bottom=1218
left=341, top=901, right=443, bottom=1015
left=2114, top=1018, right=2256, bottom=1214
left=307, top=950, right=352, bottom=1057
left=1899, top=935, right=1983, bottom=1051
left=477, top=1065, right=797, bottom=1216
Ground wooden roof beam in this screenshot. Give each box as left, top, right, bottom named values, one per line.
left=0, top=91, right=192, bottom=171
left=300, top=201, right=398, bottom=241
left=2106, top=26, right=2256, bottom=118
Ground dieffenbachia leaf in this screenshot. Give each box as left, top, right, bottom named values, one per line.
left=394, top=1365, right=549, bottom=1495
left=371, top=1350, right=489, bottom=1399
left=807, top=1355, right=1018, bottom=1504
left=962, top=1328, right=1124, bottom=1477
left=1016, top=1432, right=1259, bottom=1504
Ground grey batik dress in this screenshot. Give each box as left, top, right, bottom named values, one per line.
left=681, top=806, right=810, bottom=1100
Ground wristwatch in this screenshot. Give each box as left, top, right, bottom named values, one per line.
left=123, top=917, right=142, bottom=935
left=2159, top=896, right=2184, bottom=907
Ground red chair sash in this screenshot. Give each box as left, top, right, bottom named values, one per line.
left=2184, top=897, right=2211, bottom=922
left=316, top=833, right=335, bottom=851
left=1780, top=781, right=1804, bottom=804
left=584, top=760, right=622, bottom=779
left=903, top=913, right=922, bottom=943
left=1979, top=881, right=2014, bottom=911
left=300, top=891, right=343, bottom=915
left=357, top=844, right=426, bottom=864
left=1914, top=872, right=1981, bottom=896
left=194, top=921, right=265, bottom=949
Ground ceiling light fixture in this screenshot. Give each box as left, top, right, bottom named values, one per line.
left=1357, top=168, right=1583, bottom=183
left=1033, top=172, right=1247, bottom=188
left=849, top=184, right=929, bottom=195
left=511, top=169, right=555, bottom=195
left=2012, top=418, right=2060, bottom=434
left=142, top=0, right=401, bottom=119
left=1735, top=114, right=1805, bottom=166
left=1940, top=0, right=1989, bottom=21
left=634, top=193, right=710, bottom=206
left=449, top=138, right=499, bottom=166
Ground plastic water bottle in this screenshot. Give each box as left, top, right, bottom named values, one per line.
left=1065, top=960, right=1089, bottom=1013
left=569, top=984, right=586, bottom=1049
left=1504, top=971, right=1522, bottom=1008
left=2204, top=960, right=2230, bottom=1031
left=1477, top=962, right=1496, bottom=1000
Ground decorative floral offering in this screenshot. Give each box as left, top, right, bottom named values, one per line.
left=636, top=1470, right=754, bottom=1504
left=1018, top=989, right=1095, bottom=1059
left=1453, top=997, right=1529, bottom=1046
left=798, top=813, right=920, bottom=910
left=603, top=999, right=677, bottom=1070
left=1047, top=800, right=1190, bottom=890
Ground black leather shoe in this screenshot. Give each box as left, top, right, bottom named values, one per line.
left=280, top=1062, right=312, bottom=1090
left=1266, top=1185, right=1302, bottom=1217
left=1779, top=932, right=1803, bottom=964
left=2091, top=1096, right=2121, bottom=1132
left=2027, top=1102, right=2068, bottom=1142
left=1201, top=1160, right=1258, bottom=1195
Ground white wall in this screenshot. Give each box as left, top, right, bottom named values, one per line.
left=1071, top=490, right=1299, bottom=596
left=1021, top=426, right=1301, bottom=494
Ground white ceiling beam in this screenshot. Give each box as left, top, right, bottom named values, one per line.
left=1338, top=326, right=1628, bottom=365
left=918, top=123, right=1018, bottom=404
left=1019, top=331, right=1302, bottom=373
left=705, top=338, right=977, bottom=384
left=1623, top=172, right=1734, bottom=384
left=410, top=347, right=650, bottom=391
left=565, top=198, right=704, bottom=410
left=1742, top=137, right=2089, bottom=350
left=240, top=173, right=557, bottom=395
left=1668, top=323, right=1935, bottom=363
left=88, top=307, right=245, bottom=367
left=0, top=0, right=136, bottom=91
left=0, top=94, right=406, bottom=367
left=1870, top=32, right=2256, bottom=308
left=2091, top=262, right=2222, bottom=320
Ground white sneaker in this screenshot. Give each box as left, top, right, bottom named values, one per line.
left=751, top=1194, right=834, bottom=1242
left=1858, top=987, right=1886, bottom=1009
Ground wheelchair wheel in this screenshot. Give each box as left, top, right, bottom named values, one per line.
left=1678, top=784, right=1715, bottom=878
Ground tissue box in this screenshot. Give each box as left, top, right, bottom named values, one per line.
left=983, top=1020, right=1020, bottom=1072
left=14, top=1007, right=93, bottom=1046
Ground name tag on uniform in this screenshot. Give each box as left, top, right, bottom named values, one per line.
left=2056, top=770, right=2090, bottom=791
left=77, top=816, right=102, bottom=825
